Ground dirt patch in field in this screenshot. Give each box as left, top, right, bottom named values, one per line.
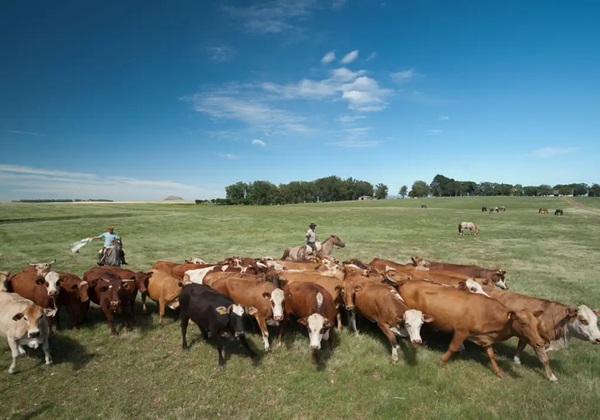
left=562, top=197, right=600, bottom=214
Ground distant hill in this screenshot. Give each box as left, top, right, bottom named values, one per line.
left=164, top=195, right=184, bottom=200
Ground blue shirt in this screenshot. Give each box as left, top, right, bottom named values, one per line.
left=98, top=232, right=120, bottom=247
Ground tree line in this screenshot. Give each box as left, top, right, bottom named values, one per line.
left=211, top=174, right=599, bottom=205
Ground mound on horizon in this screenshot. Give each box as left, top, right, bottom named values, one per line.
left=164, top=195, right=184, bottom=200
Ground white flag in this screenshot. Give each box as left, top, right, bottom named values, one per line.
left=69, top=237, right=93, bottom=253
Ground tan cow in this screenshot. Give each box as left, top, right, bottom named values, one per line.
left=410, top=256, right=508, bottom=289
left=487, top=288, right=600, bottom=381
left=142, top=269, right=189, bottom=324
left=397, top=279, right=545, bottom=377
left=0, top=292, right=53, bottom=373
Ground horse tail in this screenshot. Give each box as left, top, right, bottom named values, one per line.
left=281, top=248, right=290, bottom=260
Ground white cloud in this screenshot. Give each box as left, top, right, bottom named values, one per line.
left=366, top=52, right=377, bottom=61
left=340, top=50, right=359, bottom=64
left=0, top=164, right=220, bottom=201
left=340, top=76, right=392, bottom=111
left=338, top=115, right=367, bottom=123
left=329, top=126, right=381, bottom=148
left=223, top=0, right=318, bottom=34
left=427, top=129, right=443, bottom=136
left=206, top=44, right=235, bottom=62
left=531, top=147, right=580, bottom=158
left=218, top=153, right=238, bottom=160
left=391, top=69, right=416, bottom=84
left=252, top=139, right=266, bottom=146
left=439, top=116, right=450, bottom=120
left=328, top=139, right=382, bottom=148
left=321, top=51, right=336, bottom=64
left=6, top=130, right=45, bottom=136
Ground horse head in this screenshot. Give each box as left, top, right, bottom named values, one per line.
left=328, top=235, right=346, bottom=248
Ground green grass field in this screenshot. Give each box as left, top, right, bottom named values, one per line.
left=1, top=197, right=599, bottom=419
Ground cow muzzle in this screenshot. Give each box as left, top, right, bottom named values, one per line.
left=310, top=344, right=321, bottom=350
left=28, top=331, right=40, bottom=338
left=346, top=305, right=355, bottom=311
left=593, top=338, right=600, bottom=344
left=274, top=316, right=283, bottom=321
left=411, top=339, right=422, bottom=349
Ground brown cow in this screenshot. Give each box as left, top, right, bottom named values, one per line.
left=55, top=272, right=90, bottom=330
left=410, top=256, right=508, bottom=289
left=397, top=279, right=545, bottom=377
left=341, top=273, right=432, bottom=362
left=83, top=268, right=132, bottom=335
left=209, top=277, right=285, bottom=351
left=142, top=269, right=190, bottom=324
left=19, top=260, right=56, bottom=277
left=152, top=260, right=179, bottom=273
left=487, top=288, right=600, bottom=381
left=278, top=282, right=336, bottom=362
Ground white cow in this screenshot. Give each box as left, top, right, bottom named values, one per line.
left=0, top=292, right=53, bottom=373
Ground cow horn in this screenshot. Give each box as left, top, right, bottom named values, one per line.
left=99, top=278, right=110, bottom=283
left=122, top=279, right=135, bottom=283
left=49, top=259, right=56, bottom=264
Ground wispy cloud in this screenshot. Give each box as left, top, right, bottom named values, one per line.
left=531, top=147, right=580, bottom=158
left=340, top=50, right=359, bottom=64
left=328, top=126, right=382, bottom=148
left=321, top=51, right=336, bottom=64
left=427, top=129, right=443, bottom=136
left=218, top=153, right=238, bottom=160
left=6, top=130, right=46, bottom=136
left=366, top=52, right=377, bottom=61
left=0, top=164, right=220, bottom=201
left=328, top=139, right=382, bottom=148
left=223, top=0, right=318, bottom=34
left=206, top=44, right=236, bottom=62
left=391, top=69, right=417, bottom=84
left=251, top=139, right=266, bottom=146
left=338, top=115, right=367, bottom=123
left=439, top=116, right=450, bottom=120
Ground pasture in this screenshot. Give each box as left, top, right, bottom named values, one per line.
left=1, top=196, right=600, bottom=419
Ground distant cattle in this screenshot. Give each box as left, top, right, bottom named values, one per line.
left=421, top=204, right=427, bottom=208
left=554, top=209, right=563, bottom=216
left=0, top=292, right=53, bottom=373
left=481, top=206, right=488, bottom=212
left=539, top=208, right=549, bottom=214
left=499, top=206, right=506, bottom=212
left=179, top=283, right=257, bottom=369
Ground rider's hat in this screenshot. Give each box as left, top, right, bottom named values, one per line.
left=309, top=223, right=317, bottom=228
left=107, top=226, right=114, bottom=230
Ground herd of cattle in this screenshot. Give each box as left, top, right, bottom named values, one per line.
left=1, top=253, right=599, bottom=381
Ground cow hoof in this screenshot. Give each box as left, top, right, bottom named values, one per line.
left=513, top=356, right=521, bottom=365
left=495, top=370, right=506, bottom=378
left=219, top=364, right=226, bottom=370
left=9, top=368, right=16, bottom=374
left=549, top=375, right=558, bottom=382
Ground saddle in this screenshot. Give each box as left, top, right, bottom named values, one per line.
left=305, top=242, right=322, bottom=255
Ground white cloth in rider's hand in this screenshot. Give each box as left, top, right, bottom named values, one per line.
left=69, top=237, right=93, bottom=253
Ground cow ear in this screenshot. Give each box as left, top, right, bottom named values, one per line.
left=593, top=309, right=600, bottom=316
left=262, top=292, right=271, bottom=299
left=323, top=319, right=333, bottom=329
left=297, top=317, right=308, bottom=326
left=71, top=284, right=78, bottom=291
left=353, top=285, right=362, bottom=292
left=507, top=311, right=517, bottom=320
left=247, top=306, right=258, bottom=316
left=482, top=279, right=489, bottom=285
left=12, top=313, right=24, bottom=321
left=334, top=285, right=342, bottom=292
left=215, top=306, right=229, bottom=315
left=36, top=278, right=45, bottom=285
left=532, top=310, right=544, bottom=318
left=43, top=308, right=57, bottom=317
left=457, top=281, right=467, bottom=290
left=566, top=307, right=579, bottom=318
left=423, top=314, right=434, bottom=323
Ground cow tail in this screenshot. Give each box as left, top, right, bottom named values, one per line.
left=457, top=223, right=462, bottom=234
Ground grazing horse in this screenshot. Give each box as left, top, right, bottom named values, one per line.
left=499, top=206, right=506, bottom=212
left=554, top=209, right=564, bottom=216
left=281, top=235, right=346, bottom=261
left=458, top=222, right=480, bottom=236
left=481, top=206, right=487, bottom=212
left=421, top=204, right=427, bottom=208
left=99, top=238, right=124, bottom=267
left=539, top=208, right=549, bottom=214
left=489, top=206, right=499, bottom=213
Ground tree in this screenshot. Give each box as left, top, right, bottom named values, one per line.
left=589, top=184, right=600, bottom=197
left=538, top=184, right=553, bottom=196
left=225, top=182, right=249, bottom=204
left=374, top=183, right=389, bottom=200
left=409, top=180, right=430, bottom=198
left=399, top=185, right=408, bottom=198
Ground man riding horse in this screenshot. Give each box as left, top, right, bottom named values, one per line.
left=92, top=226, right=128, bottom=265
left=305, top=223, right=318, bottom=256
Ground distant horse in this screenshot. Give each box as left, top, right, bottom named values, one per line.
left=489, top=206, right=499, bottom=213
left=539, top=208, right=549, bottom=214
left=499, top=206, right=506, bottom=212
left=421, top=204, right=427, bottom=208
left=554, top=209, right=564, bottom=216
left=281, top=234, right=346, bottom=261
left=458, top=222, right=480, bottom=236
left=98, top=237, right=124, bottom=267
left=481, top=206, right=487, bottom=212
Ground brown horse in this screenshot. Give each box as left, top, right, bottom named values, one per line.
left=539, top=208, right=549, bottom=214
left=281, top=235, right=346, bottom=261
left=458, top=222, right=480, bottom=236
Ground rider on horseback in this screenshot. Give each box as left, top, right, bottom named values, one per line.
left=92, top=226, right=128, bottom=265
left=305, top=223, right=318, bottom=256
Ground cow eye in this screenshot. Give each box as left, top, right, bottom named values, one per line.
left=579, top=318, right=589, bottom=325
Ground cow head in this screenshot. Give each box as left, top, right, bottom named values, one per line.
left=185, top=257, right=207, bottom=264
left=12, top=303, right=45, bottom=339
left=77, top=280, right=90, bottom=302
left=215, top=304, right=256, bottom=337
left=133, top=271, right=150, bottom=294
left=339, top=282, right=362, bottom=311
left=509, top=310, right=545, bottom=348
left=384, top=270, right=411, bottom=286
left=298, top=313, right=332, bottom=350
left=28, top=260, right=56, bottom=277
left=459, top=279, right=490, bottom=297
left=490, top=270, right=508, bottom=290
left=98, top=278, right=122, bottom=313
left=410, top=256, right=430, bottom=270
left=263, top=288, right=285, bottom=321
left=566, top=306, right=600, bottom=344
left=35, top=271, right=61, bottom=296
left=400, top=310, right=434, bottom=348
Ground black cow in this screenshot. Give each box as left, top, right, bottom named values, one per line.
left=179, top=283, right=257, bottom=368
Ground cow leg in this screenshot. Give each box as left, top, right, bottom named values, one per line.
left=42, top=335, right=53, bottom=366
left=255, top=315, right=270, bottom=351
left=141, top=292, right=148, bottom=314
left=378, top=323, right=400, bottom=363
left=348, top=311, right=359, bottom=336
left=159, top=298, right=166, bottom=326
left=181, top=314, right=190, bottom=349
left=277, top=318, right=287, bottom=348
left=101, top=305, right=118, bottom=336
left=238, top=335, right=257, bottom=359
left=513, top=338, right=527, bottom=365
left=7, top=338, right=20, bottom=374
left=485, top=346, right=505, bottom=378
left=533, top=347, right=557, bottom=382
left=215, top=337, right=226, bottom=369
left=439, top=331, right=467, bottom=366
left=336, top=307, right=342, bottom=330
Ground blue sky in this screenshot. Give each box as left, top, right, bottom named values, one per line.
left=1, top=0, right=599, bottom=201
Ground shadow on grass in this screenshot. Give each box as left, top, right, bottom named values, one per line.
left=48, top=334, right=96, bottom=371
left=7, top=402, right=53, bottom=420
